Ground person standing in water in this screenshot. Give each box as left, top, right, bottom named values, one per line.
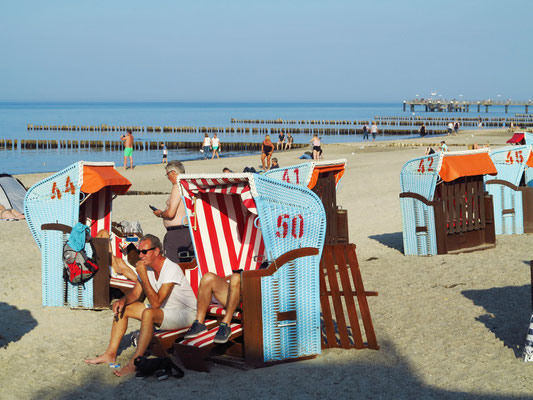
left=121, top=130, right=134, bottom=170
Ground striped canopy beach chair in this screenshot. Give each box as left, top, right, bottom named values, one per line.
left=485, top=144, right=533, bottom=234
left=173, top=173, right=326, bottom=369
left=400, top=149, right=498, bottom=256
left=24, top=161, right=131, bottom=308
left=265, top=159, right=348, bottom=244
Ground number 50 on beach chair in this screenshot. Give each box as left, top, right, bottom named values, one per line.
left=24, top=161, right=131, bottom=308
left=174, top=173, right=327, bottom=369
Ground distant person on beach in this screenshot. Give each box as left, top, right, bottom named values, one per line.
left=310, top=134, right=321, bottom=161
left=120, top=130, right=134, bottom=170
left=85, top=234, right=196, bottom=377
left=211, top=133, right=220, bottom=159
left=261, top=135, right=274, bottom=170
left=447, top=122, right=453, bottom=136
left=419, top=123, right=427, bottom=137
left=161, top=143, right=168, bottom=164
left=453, top=121, right=460, bottom=135
left=440, top=141, right=448, bottom=152
left=285, top=132, right=293, bottom=150
left=362, top=124, right=369, bottom=141
left=478, top=117, right=483, bottom=128
left=152, top=161, right=193, bottom=265
left=271, top=158, right=280, bottom=169
left=202, top=134, right=211, bottom=160
left=277, top=130, right=286, bottom=150
left=370, top=122, right=378, bottom=142
left=0, top=204, right=25, bottom=220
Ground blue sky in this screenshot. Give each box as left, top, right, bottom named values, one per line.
left=0, top=0, right=531, bottom=102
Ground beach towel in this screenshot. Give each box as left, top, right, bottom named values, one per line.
left=67, top=223, right=90, bottom=251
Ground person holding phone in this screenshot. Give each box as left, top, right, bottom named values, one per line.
left=152, top=160, right=194, bottom=264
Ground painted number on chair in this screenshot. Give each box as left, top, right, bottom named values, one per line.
left=505, top=150, right=523, bottom=164
left=276, top=214, right=304, bottom=238
left=417, top=158, right=434, bottom=174
left=282, top=168, right=300, bottom=185
left=51, top=176, right=76, bottom=199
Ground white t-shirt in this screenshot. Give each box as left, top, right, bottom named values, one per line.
left=370, top=124, right=378, bottom=133
left=212, top=137, right=220, bottom=148
left=142, top=258, right=196, bottom=312
left=202, top=137, right=211, bottom=147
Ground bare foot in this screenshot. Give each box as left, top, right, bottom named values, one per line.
left=114, top=362, right=135, bottom=377
left=85, top=354, right=116, bottom=365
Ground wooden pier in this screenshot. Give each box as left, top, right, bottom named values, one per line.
left=403, top=99, right=532, bottom=113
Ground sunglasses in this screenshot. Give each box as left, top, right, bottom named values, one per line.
left=137, top=247, right=156, bottom=255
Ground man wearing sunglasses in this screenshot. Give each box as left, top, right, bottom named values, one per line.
left=85, top=234, right=196, bottom=377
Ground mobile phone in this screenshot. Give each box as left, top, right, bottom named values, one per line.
left=149, top=205, right=157, bottom=211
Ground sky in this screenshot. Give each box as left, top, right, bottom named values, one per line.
left=0, top=0, right=531, bottom=102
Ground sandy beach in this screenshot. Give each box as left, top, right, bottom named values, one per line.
left=2, top=128, right=533, bottom=399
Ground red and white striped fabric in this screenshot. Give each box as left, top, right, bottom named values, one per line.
left=153, top=319, right=218, bottom=341
left=79, top=186, right=113, bottom=237
left=110, top=276, right=136, bottom=289
left=208, top=304, right=242, bottom=319
left=180, top=175, right=265, bottom=279
left=180, top=323, right=242, bottom=348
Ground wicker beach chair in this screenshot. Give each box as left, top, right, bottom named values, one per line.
left=485, top=145, right=533, bottom=234
left=24, top=161, right=131, bottom=308
left=400, top=149, right=498, bottom=256
left=171, top=173, right=326, bottom=370
left=264, top=159, right=348, bottom=244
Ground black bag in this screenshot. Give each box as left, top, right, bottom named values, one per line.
left=134, top=356, right=184, bottom=380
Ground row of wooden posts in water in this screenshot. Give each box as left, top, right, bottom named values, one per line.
left=0, top=139, right=307, bottom=151
left=26, top=124, right=447, bottom=136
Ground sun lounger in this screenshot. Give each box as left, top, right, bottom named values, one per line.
left=170, top=173, right=326, bottom=370
left=25, top=161, right=131, bottom=308
left=485, top=145, right=533, bottom=234
left=400, top=149, right=497, bottom=255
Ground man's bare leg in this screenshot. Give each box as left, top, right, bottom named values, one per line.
left=114, top=307, right=164, bottom=377
left=220, top=273, right=241, bottom=325
left=85, top=302, right=145, bottom=365
left=195, top=272, right=230, bottom=324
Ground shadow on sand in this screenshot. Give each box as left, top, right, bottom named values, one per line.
left=462, top=284, right=531, bottom=357
left=369, top=232, right=404, bottom=253
left=0, top=302, right=38, bottom=348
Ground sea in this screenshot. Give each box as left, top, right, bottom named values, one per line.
left=0, top=101, right=523, bottom=175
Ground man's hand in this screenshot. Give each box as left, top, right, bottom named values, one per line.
left=153, top=209, right=163, bottom=218
left=136, top=260, right=148, bottom=278
left=113, top=297, right=126, bottom=318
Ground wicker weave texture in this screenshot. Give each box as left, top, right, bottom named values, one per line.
left=486, top=146, right=530, bottom=235
left=400, top=154, right=440, bottom=256
left=25, top=163, right=81, bottom=249
left=263, top=163, right=314, bottom=187
left=254, top=175, right=325, bottom=362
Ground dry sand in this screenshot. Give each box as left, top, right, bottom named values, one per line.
left=2, top=128, right=533, bottom=399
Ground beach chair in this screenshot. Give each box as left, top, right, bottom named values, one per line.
left=400, top=149, right=498, bottom=256
left=24, top=161, right=131, bottom=308
left=485, top=145, right=533, bottom=234
left=264, top=159, right=348, bottom=244
left=172, top=173, right=326, bottom=370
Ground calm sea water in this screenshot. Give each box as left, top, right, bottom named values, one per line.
left=0, top=102, right=520, bottom=175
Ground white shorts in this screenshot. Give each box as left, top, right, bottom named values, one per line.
left=147, top=305, right=196, bottom=330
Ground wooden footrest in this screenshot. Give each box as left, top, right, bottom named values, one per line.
left=174, top=323, right=243, bottom=371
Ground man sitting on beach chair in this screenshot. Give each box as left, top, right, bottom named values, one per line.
left=85, top=234, right=197, bottom=376
left=184, top=271, right=242, bottom=344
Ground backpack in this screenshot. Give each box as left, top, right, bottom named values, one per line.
left=63, top=241, right=99, bottom=285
